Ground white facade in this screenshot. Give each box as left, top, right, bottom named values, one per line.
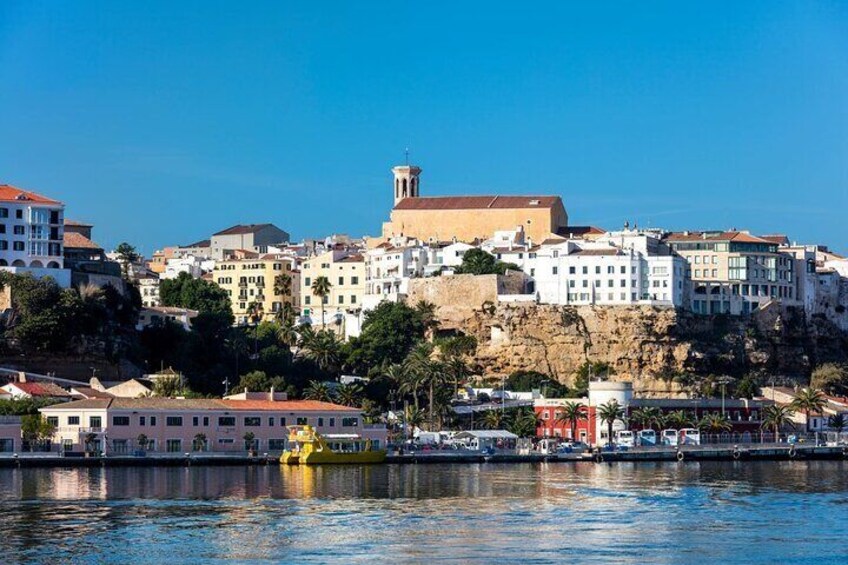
left=138, top=276, right=161, bottom=308
left=162, top=255, right=216, bottom=280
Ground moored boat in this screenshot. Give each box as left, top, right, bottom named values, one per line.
left=281, top=425, right=386, bottom=465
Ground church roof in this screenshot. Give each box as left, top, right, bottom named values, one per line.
left=394, top=195, right=561, bottom=211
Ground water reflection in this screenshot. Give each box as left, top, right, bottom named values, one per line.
left=0, top=461, right=846, bottom=563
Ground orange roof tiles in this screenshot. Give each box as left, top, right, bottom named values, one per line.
left=664, top=231, right=775, bottom=245
left=0, top=184, right=62, bottom=205
left=393, top=195, right=561, bottom=211
left=219, top=399, right=359, bottom=412
left=63, top=231, right=102, bottom=250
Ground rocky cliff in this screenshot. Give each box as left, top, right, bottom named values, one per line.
left=409, top=278, right=848, bottom=395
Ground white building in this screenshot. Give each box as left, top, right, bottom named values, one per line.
left=363, top=237, right=429, bottom=310
left=162, top=254, right=216, bottom=280
left=137, top=274, right=161, bottom=308
left=0, top=184, right=71, bottom=287
left=523, top=230, right=686, bottom=307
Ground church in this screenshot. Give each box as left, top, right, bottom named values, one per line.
left=380, top=163, right=569, bottom=243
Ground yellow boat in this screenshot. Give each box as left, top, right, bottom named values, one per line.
left=280, top=425, right=387, bottom=465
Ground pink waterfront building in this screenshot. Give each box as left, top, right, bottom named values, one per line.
left=40, top=392, right=387, bottom=454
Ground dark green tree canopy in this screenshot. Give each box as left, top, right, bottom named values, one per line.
left=159, top=272, right=233, bottom=320
left=454, top=248, right=519, bottom=276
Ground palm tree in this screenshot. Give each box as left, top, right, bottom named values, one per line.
left=443, top=355, right=469, bottom=400
left=273, top=273, right=293, bottom=298
left=828, top=413, right=846, bottom=433
left=597, top=400, right=625, bottom=447
left=699, top=413, right=732, bottom=434
left=246, top=301, right=264, bottom=325
left=761, top=404, right=795, bottom=439
left=414, top=300, right=438, bottom=338
left=192, top=433, right=207, bottom=452
left=376, top=363, right=407, bottom=404
left=482, top=410, right=503, bottom=430
left=299, top=329, right=342, bottom=375
left=628, top=407, right=652, bottom=431
left=335, top=382, right=363, bottom=407
left=303, top=380, right=333, bottom=402
left=403, top=342, right=435, bottom=411
left=791, top=388, right=827, bottom=433
left=508, top=407, right=541, bottom=438
left=665, top=410, right=692, bottom=430
left=556, top=401, right=587, bottom=441
left=404, top=405, right=426, bottom=431
left=311, top=276, right=332, bottom=326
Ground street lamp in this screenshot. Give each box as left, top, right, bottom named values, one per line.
left=716, top=376, right=735, bottom=418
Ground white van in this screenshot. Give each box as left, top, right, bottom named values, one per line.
left=638, top=429, right=657, bottom=447
left=680, top=428, right=701, bottom=445
left=661, top=429, right=679, bottom=447
left=615, top=430, right=635, bottom=448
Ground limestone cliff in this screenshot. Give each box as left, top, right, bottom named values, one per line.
left=407, top=277, right=848, bottom=395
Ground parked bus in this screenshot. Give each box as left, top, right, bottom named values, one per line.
left=615, top=430, right=635, bottom=448
left=680, top=428, right=701, bottom=445
left=661, top=429, right=679, bottom=447
left=638, top=429, right=657, bottom=447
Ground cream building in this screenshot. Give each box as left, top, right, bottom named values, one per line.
left=213, top=251, right=299, bottom=325
left=300, top=249, right=366, bottom=324
left=664, top=231, right=800, bottom=315
left=380, top=164, right=569, bottom=244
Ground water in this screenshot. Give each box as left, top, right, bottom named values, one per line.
left=0, top=461, right=847, bottom=564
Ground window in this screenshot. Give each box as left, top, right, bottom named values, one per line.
left=595, top=266, right=601, bottom=274
left=296, top=417, right=308, bottom=425
left=218, top=416, right=236, bottom=427
left=552, top=267, right=558, bottom=275
left=269, top=417, right=275, bottom=427
left=329, top=418, right=335, bottom=427
left=244, top=417, right=261, bottom=426
left=166, top=439, right=182, bottom=453
left=338, top=277, right=344, bottom=285
left=342, top=417, right=359, bottom=427
left=192, top=416, right=199, bottom=426
left=268, top=439, right=287, bottom=450
left=280, top=417, right=286, bottom=426
left=166, top=416, right=183, bottom=427
left=351, top=276, right=359, bottom=284
left=218, top=438, right=235, bottom=445
left=112, top=416, right=130, bottom=426
left=304, top=277, right=311, bottom=286
left=139, top=416, right=146, bottom=426
left=304, top=296, right=311, bottom=305
left=318, top=417, right=324, bottom=427
left=13, top=225, right=25, bottom=235
left=350, top=295, right=357, bottom=304
left=13, top=241, right=24, bottom=251
left=339, top=295, right=344, bottom=304
left=68, top=416, right=80, bottom=426
left=568, top=266, right=575, bottom=274
left=90, top=416, right=102, bottom=428
left=15, top=209, right=22, bottom=219
left=607, top=266, right=614, bottom=274
left=582, top=266, right=588, bottom=274
left=203, top=417, right=209, bottom=426
left=0, top=208, right=7, bottom=218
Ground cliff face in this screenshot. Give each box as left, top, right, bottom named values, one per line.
left=429, top=300, right=848, bottom=394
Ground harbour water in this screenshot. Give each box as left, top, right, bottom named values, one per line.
left=1, top=461, right=846, bottom=563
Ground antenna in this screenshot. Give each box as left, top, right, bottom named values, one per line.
left=405, top=148, right=409, bottom=166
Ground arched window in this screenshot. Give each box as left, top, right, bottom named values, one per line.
left=411, top=178, right=417, bottom=196
left=11, top=260, right=25, bottom=267
left=402, top=178, right=408, bottom=198
left=0, top=259, right=7, bottom=266
left=47, top=261, right=60, bottom=268
left=29, top=260, right=43, bottom=268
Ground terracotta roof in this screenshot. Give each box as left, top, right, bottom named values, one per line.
left=556, top=225, right=605, bottom=237
left=539, top=238, right=568, bottom=246
left=664, top=231, right=775, bottom=245
left=393, top=195, right=561, bottom=211
left=218, top=399, right=360, bottom=412
left=5, top=382, right=72, bottom=397
left=570, top=248, right=621, bottom=256
left=63, top=231, right=102, bottom=250
left=0, top=184, right=62, bottom=205
left=181, top=239, right=210, bottom=248
left=213, top=224, right=274, bottom=236
left=338, top=254, right=364, bottom=263
left=760, top=234, right=790, bottom=245
left=64, top=219, right=93, bottom=227
left=42, top=397, right=362, bottom=412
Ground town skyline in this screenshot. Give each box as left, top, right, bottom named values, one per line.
left=1, top=2, right=846, bottom=254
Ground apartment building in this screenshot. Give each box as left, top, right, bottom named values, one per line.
left=0, top=184, right=70, bottom=286
left=300, top=249, right=366, bottom=323
left=664, top=231, right=800, bottom=315
left=40, top=394, right=387, bottom=454
left=214, top=251, right=299, bottom=325
left=210, top=224, right=289, bottom=260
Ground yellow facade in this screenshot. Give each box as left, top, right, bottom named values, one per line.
left=300, top=250, right=366, bottom=322
left=382, top=203, right=567, bottom=244
left=213, top=254, right=299, bottom=325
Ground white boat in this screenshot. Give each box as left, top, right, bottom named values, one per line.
left=615, top=430, right=635, bottom=448
left=661, top=429, right=679, bottom=447
left=638, top=429, right=657, bottom=446
left=680, top=428, right=701, bottom=445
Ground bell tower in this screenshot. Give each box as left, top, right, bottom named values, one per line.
left=392, top=164, right=421, bottom=206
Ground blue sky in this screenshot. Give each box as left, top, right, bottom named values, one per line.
left=1, top=2, right=846, bottom=255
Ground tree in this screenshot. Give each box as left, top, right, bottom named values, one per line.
left=192, top=433, right=207, bottom=451
left=597, top=399, right=625, bottom=447
left=454, top=248, right=518, bottom=275
left=243, top=431, right=256, bottom=453
left=791, top=388, right=827, bottom=433
left=664, top=410, right=692, bottom=430
left=136, top=434, right=149, bottom=451
left=311, top=276, right=332, bottom=325
left=114, top=242, right=140, bottom=279
left=303, top=380, right=333, bottom=402
left=21, top=415, right=55, bottom=450
left=159, top=272, right=233, bottom=319
left=343, top=301, right=427, bottom=373
left=556, top=401, right=587, bottom=441
left=335, top=382, right=364, bottom=407
left=482, top=410, right=504, bottom=430
left=827, top=413, right=845, bottom=433
left=152, top=374, right=184, bottom=397
left=628, top=407, right=653, bottom=430
left=506, top=370, right=569, bottom=398
left=246, top=301, right=264, bottom=325
left=811, top=363, right=848, bottom=396
left=235, top=370, right=286, bottom=393
left=298, top=327, right=342, bottom=376
left=273, top=273, right=293, bottom=298
left=698, top=413, right=732, bottom=434
left=761, top=404, right=795, bottom=438
left=508, top=407, right=540, bottom=437
left=404, top=405, right=426, bottom=431
left=414, top=300, right=438, bottom=338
